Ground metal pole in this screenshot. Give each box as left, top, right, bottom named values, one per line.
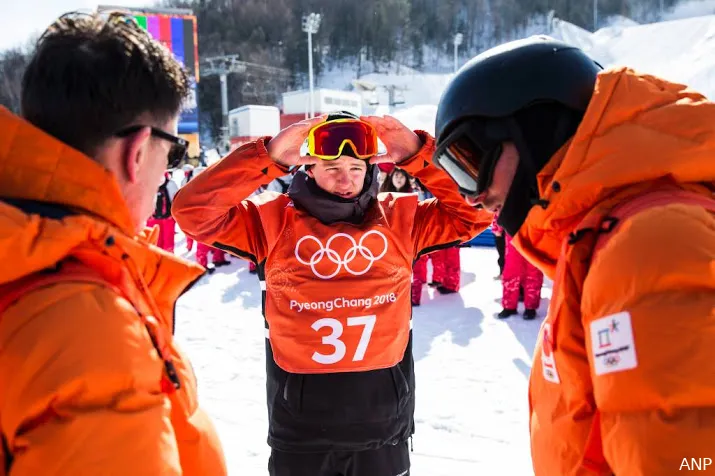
left=308, top=30, right=314, bottom=118
left=453, top=33, right=462, bottom=73
left=220, top=73, right=229, bottom=144
left=593, top=0, right=598, bottom=30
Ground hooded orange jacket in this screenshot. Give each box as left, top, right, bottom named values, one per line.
left=516, top=68, right=715, bottom=475
left=0, top=108, right=226, bottom=476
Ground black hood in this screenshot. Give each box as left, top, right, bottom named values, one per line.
left=496, top=103, right=583, bottom=236
left=287, top=165, right=379, bottom=225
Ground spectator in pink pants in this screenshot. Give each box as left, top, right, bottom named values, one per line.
left=185, top=236, right=228, bottom=268
left=493, top=214, right=543, bottom=320
left=411, top=247, right=461, bottom=306
left=147, top=171, right=178, bottom=253
left=412, top=255, right=428, bottom=306
left=185, top=236, right=230, bottom=271
left=195, top=243, right=229, bottom=270
left=430, top=247, right=460, bottom=294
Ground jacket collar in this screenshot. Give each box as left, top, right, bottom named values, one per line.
left=287, top=165, right=379, bottom=225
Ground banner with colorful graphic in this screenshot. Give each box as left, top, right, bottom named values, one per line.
left=132, top=12, right=200, bottom=135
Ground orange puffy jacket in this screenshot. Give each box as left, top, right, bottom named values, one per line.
left=515, top=68, right=715, bottom=475
left=0, top=108, right=226, bottom=476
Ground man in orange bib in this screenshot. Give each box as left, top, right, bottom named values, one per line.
left=433, top=36, right=715, bottom=475
left=173, top=111, right=492, bottom=475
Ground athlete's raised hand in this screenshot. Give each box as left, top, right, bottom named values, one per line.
left=360, top=115, right=422, bottom=165
left=266, top=116, right=325, bottom=168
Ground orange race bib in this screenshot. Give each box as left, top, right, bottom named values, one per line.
left=263, top=218, right=414, bottom=374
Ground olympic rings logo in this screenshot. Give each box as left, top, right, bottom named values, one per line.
left=294, top=230, right=389, bottom=279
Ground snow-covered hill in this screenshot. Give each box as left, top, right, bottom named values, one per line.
left=335, top=10, right=715, bottom=129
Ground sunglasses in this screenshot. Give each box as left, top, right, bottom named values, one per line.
left=433, top=122, right=501, bottom=197
left=306, top=119, right=379, bottom=160
left=115, top=125, right=188, bottom=168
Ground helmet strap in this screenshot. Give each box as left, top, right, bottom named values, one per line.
left=496, top=106, right=582, bottom=236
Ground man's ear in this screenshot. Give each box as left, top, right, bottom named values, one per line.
left=121, top=127, right=152, bottom=183
left=306, top=165, right=315, bottom=179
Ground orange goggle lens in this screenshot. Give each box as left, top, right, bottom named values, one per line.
left=308, top=120, right=378, bottom=160
left=433, top=131, right=483, bottom=195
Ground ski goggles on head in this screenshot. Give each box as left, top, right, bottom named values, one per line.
left=306, top=119, right=379, bottom=160
left=433, top=122, right=501, bottom=197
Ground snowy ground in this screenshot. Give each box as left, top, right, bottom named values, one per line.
left=173, top=232, right=546, bottom=475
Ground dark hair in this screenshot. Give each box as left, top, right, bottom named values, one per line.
left=21, top=11, right=190, bottom=157
left=380, top=167, right=412, bottom=193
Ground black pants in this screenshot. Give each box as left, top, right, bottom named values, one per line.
left=268, top=442, right=410, bottom=476
left=495, top=233, right=505, bottom=274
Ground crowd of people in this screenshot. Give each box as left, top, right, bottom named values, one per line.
left=0, top=10, right=712, bottom=476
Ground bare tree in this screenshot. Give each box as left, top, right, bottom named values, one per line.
left=0, top=46, right=32, bottom=114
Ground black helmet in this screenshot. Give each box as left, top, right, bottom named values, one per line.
left=326, top=110, right=360, bottom=122
left=435, top=35, right=602, bottom=141
left=433, top=36, right=602, bottom=236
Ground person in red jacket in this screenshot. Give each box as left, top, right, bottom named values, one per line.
left=147, top=171, right=178, bottom=253
left=492, top=213, right=543, bottom=319
left=173, top=111, right=492, bottom=476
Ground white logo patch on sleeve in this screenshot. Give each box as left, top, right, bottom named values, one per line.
left=541, top=322, right=560, bottom=384
left=590, top=311, right=638, bottom=376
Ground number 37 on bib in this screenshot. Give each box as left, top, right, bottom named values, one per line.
left=311, top=315, right=376, bottom=365
left=267, top=311, right=412, bottom=373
